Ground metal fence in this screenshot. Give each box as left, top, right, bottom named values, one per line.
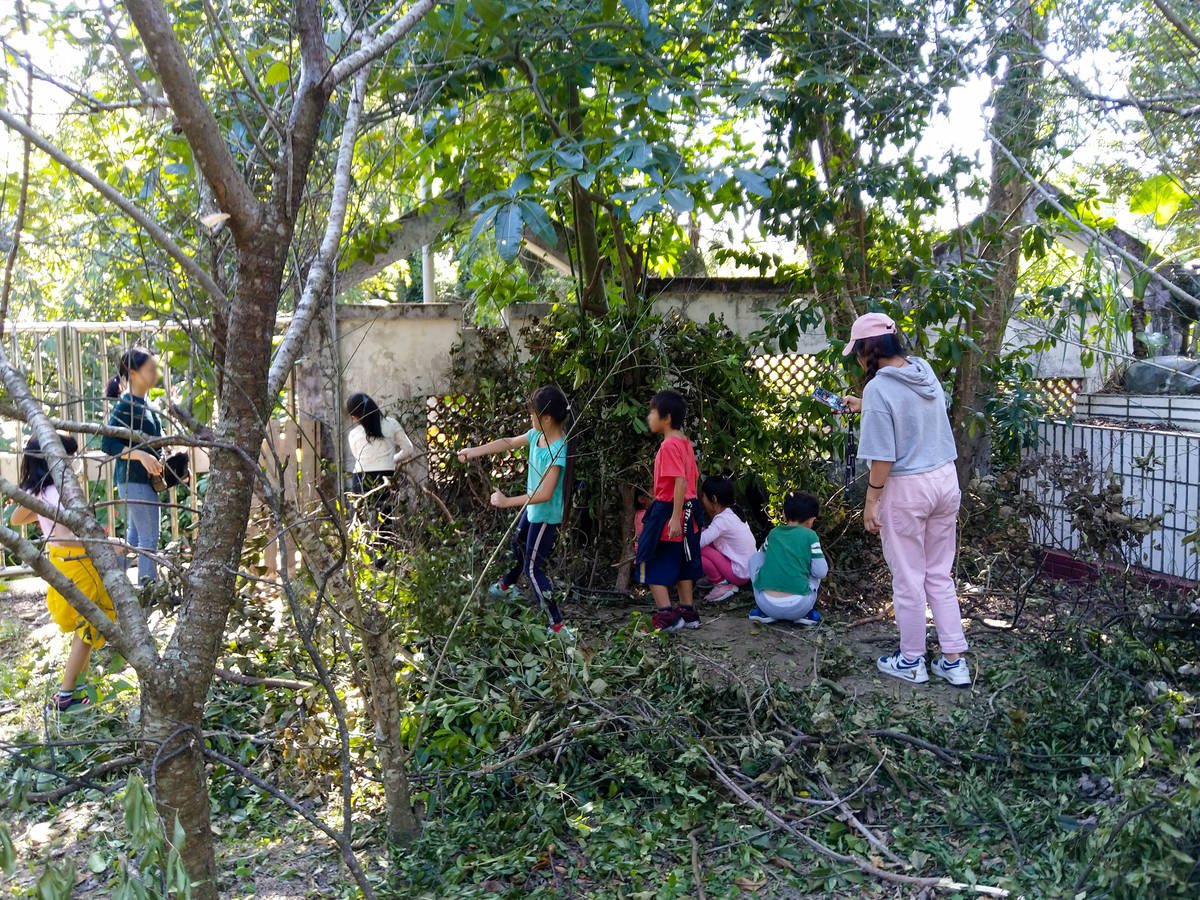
left=0, top=320, right=319, bottom=568
left=1025, top=420, right=1199, bottom=581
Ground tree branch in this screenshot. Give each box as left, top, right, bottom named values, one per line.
left=325, top=0, right=436, bottom=87
left=0, top=108, right=228, bottom=307
left=0, top=0, right=33, bottom=334
left=1151, top=0, right=1200, bottom=54
left=121, top=0, right=261, bottom=237
left=267, top=62, right=370, bottom=399
left=336, top=192, right=467, bottom=291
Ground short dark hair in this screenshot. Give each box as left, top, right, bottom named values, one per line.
left=650, top=390, right=686, bottom=429
left=783, top=491, right=819, bottom=523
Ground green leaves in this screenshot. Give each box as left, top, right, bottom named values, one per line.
left=618, top=0, right=650, bottom=28
left=494, top=203, right=524, bottom=262
left=1130, top=174, right=1190, bottom=226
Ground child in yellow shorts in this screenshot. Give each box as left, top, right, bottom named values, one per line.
left=9, top=434, right=116, bottom=712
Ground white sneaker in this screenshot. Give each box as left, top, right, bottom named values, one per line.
left=877, top=650, right=929, bottom=684
left=931, top=655, right=971, bottom=687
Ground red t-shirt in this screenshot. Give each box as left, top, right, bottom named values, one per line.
left=653, top=435, right=699, bottom=541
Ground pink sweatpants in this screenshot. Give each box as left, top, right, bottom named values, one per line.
left=879, top=462, right=968, bottom=660
left=701, top=545, right=749, bottom=586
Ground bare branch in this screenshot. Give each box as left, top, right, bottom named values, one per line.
left=267, top=63, right=370, bottom=399
left=1151, top=0, right=1200, bottom=54
left=0, top=0, right=33, bottom=334
left=0, top=108, right=229, bottom=307
left=122, top=0, right=262, bottom=236
left=325, top=0, right=436, bottom=87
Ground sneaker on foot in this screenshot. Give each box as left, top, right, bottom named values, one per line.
left=748, top=607, right=777, bottom=624
left=52, top=689, right=91, bottom=713
left=547, top=622, right=576, bottom=642
left=794, top=608, right=822, bottom=626
left=695, top=577, right=715, bottom=590
left=706, top=583, right=738, bottom=603
left=877, top=650, right=929, bottom=684
left=677, top=605, right=701, bottom=630
left=652, top=606, right=684, bottom=633
left=931, top=655, right=971, bottom=687
left=488, top=580, right=520, bottom=601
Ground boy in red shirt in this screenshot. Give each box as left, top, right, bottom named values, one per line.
left=635, top=391, right=703, bottom=632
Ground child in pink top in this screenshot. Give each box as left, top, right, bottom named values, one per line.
left=698, top=476, right=757, bottom=602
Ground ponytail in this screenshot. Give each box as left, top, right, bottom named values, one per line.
left=107, top=346, right=153, bottom=399
left=852, top=333, right=907, bottom=383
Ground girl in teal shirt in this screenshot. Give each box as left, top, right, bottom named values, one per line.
left=458, top=386, right=575, bottom=638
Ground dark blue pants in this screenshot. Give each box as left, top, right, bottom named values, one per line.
left=502, top=511, right=562, bottom=625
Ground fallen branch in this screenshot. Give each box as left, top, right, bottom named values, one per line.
left=851, top=603, right=893, bottom=627
left=213, top=667, right=314, bottom=691
left=699, top=745, right=1009, bottom=896
left=688, top=826, right=707, bottom=900
left=24, top=754, right=141, bottom=803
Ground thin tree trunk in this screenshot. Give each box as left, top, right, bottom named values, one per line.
left=141, top=687, right=217, bottom=897
left=951, top=0, right=1047, bottom=483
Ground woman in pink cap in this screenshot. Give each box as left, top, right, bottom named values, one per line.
left=841, top=313, right=971, bottom=687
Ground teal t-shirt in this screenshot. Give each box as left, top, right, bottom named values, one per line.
left=754, top=524, right=824, bottom=594
left=525, top=428, right=567, bottom=524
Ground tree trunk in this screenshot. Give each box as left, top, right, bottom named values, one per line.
left=280, top=495, right=420, bottom=843
left=141, top=685, right=218, bottom=899
left=616, top=482, right=635, bottom=592
left=357, top=620, right=421, bottom=842
left=951, top=0, right=1047, bottom=483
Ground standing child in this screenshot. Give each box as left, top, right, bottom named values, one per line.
left=698, top=475, right=757, bottom=603
left=636, top=391, right=704, bottom=633
left=9, top=435, right=116, bottom=711
left=458, top=386, right=574, bottom=639
left=746, top=491, right=828, bottom=625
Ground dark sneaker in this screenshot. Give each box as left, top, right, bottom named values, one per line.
left=795, top=609, right=822, bottom=627
left=748, top=607, right=777, bottom=624
left=52, top=689, right=91, bottom=713
left=652, top=606, right=684, bottom=633
left=677, top=605, right=701, bottom=630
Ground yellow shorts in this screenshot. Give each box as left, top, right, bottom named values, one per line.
left=46, top=545, right=116, bottom=648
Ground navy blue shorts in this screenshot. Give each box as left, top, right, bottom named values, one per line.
left=638, top=532, right=703, bottom=586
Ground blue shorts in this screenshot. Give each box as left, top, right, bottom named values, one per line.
left=638, top=532, right=703, bottom=586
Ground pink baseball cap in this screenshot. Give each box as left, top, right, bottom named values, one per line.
left=843, top=312, right=898, bottom=354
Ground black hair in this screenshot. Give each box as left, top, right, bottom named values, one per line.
left=701, top=475, right=736, bottom=509
left=346, top=392, right=384, bottom=440
left=530, top=385, right=577, bottom=520
left=783, top=490, right=819, bottom=523
left=106, top=346, right=154, bottom=399
left=649, top=390, right=686, bottom=429
left=20, top=433, right=79, bottom=495
left=851, top=333, right=907, bottom=382
left=702, top=474, right=747, bottom=521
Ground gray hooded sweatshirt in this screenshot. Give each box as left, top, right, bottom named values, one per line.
left=856, top=357, right=958, bottom=477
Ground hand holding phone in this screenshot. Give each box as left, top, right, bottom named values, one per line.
left=812, top=386, right=847, bottom=414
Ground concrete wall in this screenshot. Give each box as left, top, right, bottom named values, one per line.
left=334, top=298, right=1108, bottom=403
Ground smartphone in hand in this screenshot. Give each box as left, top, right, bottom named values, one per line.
left=812, top=386, right=847, bottom=413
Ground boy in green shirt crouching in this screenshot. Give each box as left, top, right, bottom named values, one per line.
left=747, top=491, right=828, bottom=625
